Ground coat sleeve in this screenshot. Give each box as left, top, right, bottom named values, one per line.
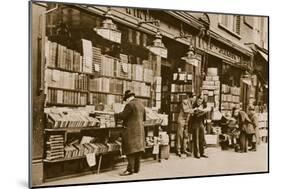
left=114, top=103, right=132, bottom=121
left=251, top=115, right=259, bottom=129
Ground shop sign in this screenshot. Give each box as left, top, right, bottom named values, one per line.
left=125, top=8, right=158, bottom=26
left=209, top=43, right=241, bottom=63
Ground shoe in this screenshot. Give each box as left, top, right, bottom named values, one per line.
left=119, top=170, right=133, bottom=176
left=200, top=154, right=208, bottom=158
left=195, top=155, right=200, bottom=159
left=249, top=148, right=257, bottom=152
left=177, top=152, right=182, bottom=157
left=183, top=151, right=192, bottom=156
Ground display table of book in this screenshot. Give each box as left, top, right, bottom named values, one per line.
left=43, top=107, right=167, bottom=182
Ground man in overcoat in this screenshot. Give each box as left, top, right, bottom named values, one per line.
left=115, top=90, right=146, bottom=176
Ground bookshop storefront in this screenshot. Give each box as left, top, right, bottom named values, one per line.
left=196, top=33, right=253, bottom=115
left=32, top=3, right=206, bottom=185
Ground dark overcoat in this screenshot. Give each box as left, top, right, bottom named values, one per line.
left=115, top=99, right=146, bottom=155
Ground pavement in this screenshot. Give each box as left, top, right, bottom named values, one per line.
left=40, top=143, right=268, bottom=187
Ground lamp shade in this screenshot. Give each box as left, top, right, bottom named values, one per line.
left=93, top=9, right=122, bottom=44
left=147, top=30, right=168, bottom=58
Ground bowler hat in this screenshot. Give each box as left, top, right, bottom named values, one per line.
left=123, top=90, right=135, bottom=101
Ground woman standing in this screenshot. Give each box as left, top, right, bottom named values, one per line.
left=191, top=95, right=209, bottom=159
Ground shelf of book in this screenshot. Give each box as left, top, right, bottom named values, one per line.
left=170, top=92, right=193, bottom=94
left=89, top=91, right=122, bottom=96
left=46, top=103, right=86, bottom=107
left=43, top=150, right=120, bottom=163
left=95, top=74, right=152, bottom=85
left=45, top=124, right=159, bottom=133
left=48, top=86, right=88, bottom=93
left=47, top=66, right=85, bottom=75
left=47, top=66, right=152, bottom=86
left=89, top=91, right=150, bottom=99
left=45, top=126, right=124, bottom=133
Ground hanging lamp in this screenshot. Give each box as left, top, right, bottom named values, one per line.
left=93, top=7, right=122, bottom=44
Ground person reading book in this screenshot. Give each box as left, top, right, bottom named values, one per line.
left=190, top=95, right=210, bottom=159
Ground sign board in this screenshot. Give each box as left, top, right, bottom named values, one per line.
left=209, top=43, right=241, bottom=63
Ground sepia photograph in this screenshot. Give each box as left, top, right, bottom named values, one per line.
left=29, top=0, right=269, bottom=188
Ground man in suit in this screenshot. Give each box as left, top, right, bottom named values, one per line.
left=115, top=90, right=146, bottom=176
left=176, top=95, right=193, bottom=157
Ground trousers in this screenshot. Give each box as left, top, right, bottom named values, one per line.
left=176, top=120, right=187, bottom=153
left=192, top=124, right=205, bottom=157
left=126, top=152, right=142, bottom=173
left=239, top=131, right=248, bottom=152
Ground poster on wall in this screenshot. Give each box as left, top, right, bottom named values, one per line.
left=29, top=0, right=269, bottom=188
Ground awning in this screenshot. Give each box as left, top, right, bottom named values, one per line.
left=258, top=50, right=268, bottom=62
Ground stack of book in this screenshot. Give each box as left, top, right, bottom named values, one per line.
left=118, top=54, right=132, bottom=79
left=89, top=77, right=110, bottom=93
left=101, top=55, right=115, bottom=77
left=143, top=68, right=153, bottom=83
left=170, top=93, right=189, bottom=103
left=46, top=109, right=99, bottom=129
left=154, top=77, right=162, bottom=109
left=45, top=39, right=83, bottom=72
left=45, top=39, right=57, bottom=68
left=171, top=84, right=192, bottom=93
left=131, top=64, right=144, bottom=81
left=123, top=81, right=150, bottom=97
left=46, top=69, right=88, bottom=91
left=106, top=142, right=121, bottom=152
left=89, top=93, right=122, bottom=105
left=47, top=88, right=87, bottom=106
left=46, top=135, right=64, bottom=160
left=201, top=68, right=220, bottom=109
left=221, top=84, right=241, bottom=114
left=89, top=77, right=123, bottom=94
left=95, top=111, right=116, bottom=128
left=92, top=47, right=102, bottom=74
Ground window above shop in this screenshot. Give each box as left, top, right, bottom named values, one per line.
left=218, top=15, right=241, bottom=39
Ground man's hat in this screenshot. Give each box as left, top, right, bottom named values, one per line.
left=123, top=90, right=135, bottom=101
